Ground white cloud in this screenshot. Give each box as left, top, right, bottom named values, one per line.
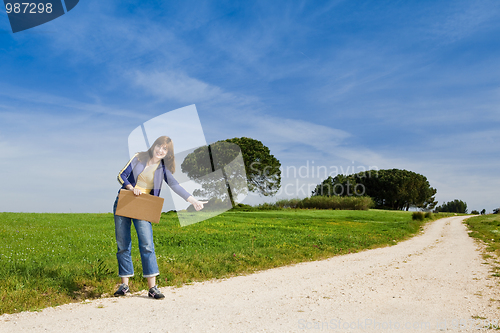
left=132, top=69, right=259, bottom=107
left=428, top=130, right=500, bottom=155
left=251, top=115, right=351, bottom=150
left=0, top=84, right=144, bottom=120
left=134, top=70, right=224, bottom=104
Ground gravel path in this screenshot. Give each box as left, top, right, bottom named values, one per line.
left=1, top=216, right=499, bottom=332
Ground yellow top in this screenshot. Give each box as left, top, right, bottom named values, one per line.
left=135, top=162, right=160, bottom=194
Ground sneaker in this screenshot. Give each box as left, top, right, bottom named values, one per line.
left=148, top=285, right=165, bottom=299
left=113, top=283, right=130, bottom=297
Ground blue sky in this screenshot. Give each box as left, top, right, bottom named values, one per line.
left=1, top=0, right=499, bottom=213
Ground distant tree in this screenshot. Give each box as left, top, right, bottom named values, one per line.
left=312, top=169, right=437, bottom=211
left=311, top=174, right=364, bottom=197
left=481, top=209, right=486, bottom=215
left=434, top=199, right=468, bottom=214
left=471, top=210, right=479, bottom=215
left=493, top=208, right=500, bottom=214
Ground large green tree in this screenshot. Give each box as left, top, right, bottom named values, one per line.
left=312, top=169, right=437, bottom=211
left=225, top=137, right=281, bottom=197
left=181, top=137, right=281, bottom=206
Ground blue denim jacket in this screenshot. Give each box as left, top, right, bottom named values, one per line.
left=117, top=154, right=191, bottom=200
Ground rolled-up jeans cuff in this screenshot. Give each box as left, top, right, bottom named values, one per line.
left=143, top=273, right=159, bottom=278
left=119, top=274, right=134, bottom=278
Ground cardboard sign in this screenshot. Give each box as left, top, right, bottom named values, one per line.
left=115, top=189, right=164, bottom=224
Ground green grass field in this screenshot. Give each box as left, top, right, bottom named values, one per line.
left=0, top=209, right=445, bottom=314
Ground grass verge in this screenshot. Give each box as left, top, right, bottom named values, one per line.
left=464, top=214, right=500, bottom=277
left=1, top=209, right=442, bottom=314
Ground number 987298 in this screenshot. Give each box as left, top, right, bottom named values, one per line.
left=5, top=3, right=53, bottom=14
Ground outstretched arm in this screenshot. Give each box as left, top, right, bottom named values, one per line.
left=163, top=167, right=207, bottom=210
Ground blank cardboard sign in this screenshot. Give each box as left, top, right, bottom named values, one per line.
left=115, top=189, right=164, bottom=224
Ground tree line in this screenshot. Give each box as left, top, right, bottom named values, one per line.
left=312, top=169, right=437, bottom=211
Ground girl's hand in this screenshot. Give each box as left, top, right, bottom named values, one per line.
left=187, top=196, right=208, bottom=211
left=126, top=185, right=142, bottom=196
left=193, top=200, right=208, bottom=211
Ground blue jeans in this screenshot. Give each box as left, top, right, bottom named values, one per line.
left=113, top=195, right=160, bottom=278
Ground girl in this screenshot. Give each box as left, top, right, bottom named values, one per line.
left=113, top=136, right=206, bottom=299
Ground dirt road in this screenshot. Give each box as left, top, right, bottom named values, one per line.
left=1, top=216, right=499, bottom=332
